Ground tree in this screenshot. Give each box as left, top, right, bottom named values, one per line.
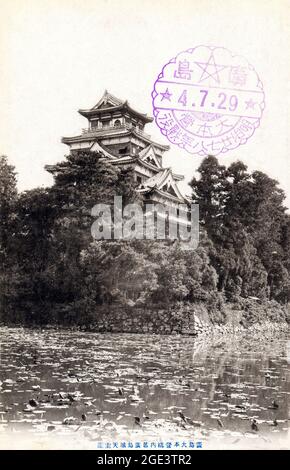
left=0, top=156, right=18, bottom=321
left=34, top=151, right=140, bottom=321
left=3, top=150, right=141, bottom=323
left=190, top=156, right=289, bottom=303
left=80, top=241, right=159, bottom=307
left=190, top=155, right=229, bottom=237
left=0, top=155, right=17, bottom=263
left=135, top=238, right=218, bottom=304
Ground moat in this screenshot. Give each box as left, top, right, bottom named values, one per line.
left=0, top=327, right=289, bottom=449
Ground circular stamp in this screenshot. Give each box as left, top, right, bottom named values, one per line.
left=152, top=45, right=265, bottom=156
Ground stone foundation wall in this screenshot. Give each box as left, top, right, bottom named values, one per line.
left=83, top=304, right=211, bottom=335
left=38, top=299, right=289, bottom=336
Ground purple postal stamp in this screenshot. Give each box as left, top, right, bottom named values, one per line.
left=152, top=45, right=265, bottom=156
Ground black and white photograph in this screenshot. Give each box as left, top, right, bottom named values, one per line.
left=0, top=0, right=289, bottom=456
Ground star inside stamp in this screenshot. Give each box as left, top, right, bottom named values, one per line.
left=152, top=45, right=265, bottom=156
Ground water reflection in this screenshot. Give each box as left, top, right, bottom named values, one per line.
left=0, top=327, right=289, bottom=449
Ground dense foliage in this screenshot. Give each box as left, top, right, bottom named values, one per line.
left=190, top=157, right=290, bottom=304
left=0, top=152, right=289, bottom=326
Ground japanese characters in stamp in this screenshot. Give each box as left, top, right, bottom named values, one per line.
left=152, top=45, right=265, bottom=156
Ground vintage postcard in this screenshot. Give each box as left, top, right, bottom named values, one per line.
left=0, top=0, right=289, bottom=457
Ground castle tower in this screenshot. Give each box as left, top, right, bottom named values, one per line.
left=57, top=91, right=188, bottom=210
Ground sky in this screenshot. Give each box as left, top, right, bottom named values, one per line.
left=0, top=0, right=289, bottom=207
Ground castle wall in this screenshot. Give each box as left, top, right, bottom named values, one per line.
left=79, top=303, right=211, bottom=336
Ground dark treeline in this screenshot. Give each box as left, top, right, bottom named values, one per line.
left=0, top=152, right=289, bottom=326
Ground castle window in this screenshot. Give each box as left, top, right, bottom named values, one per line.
left=119, top=146, right=128, bottom=155
left=114, top=119, right=121, bottom=127
left=136, top=175, right=142, bottom=184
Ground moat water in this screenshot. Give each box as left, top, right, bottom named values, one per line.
left=0, top=327, right=289, bottom=449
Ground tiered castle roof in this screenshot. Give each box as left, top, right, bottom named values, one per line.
left=48, top=91, right=187, bottom=206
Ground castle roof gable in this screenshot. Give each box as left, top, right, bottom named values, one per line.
left=139, top=168, right=185, bottom=201
left=78, top=90, right=153, bottom=123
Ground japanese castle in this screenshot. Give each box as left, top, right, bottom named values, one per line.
left=58, top=91, right=188, bottom=210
